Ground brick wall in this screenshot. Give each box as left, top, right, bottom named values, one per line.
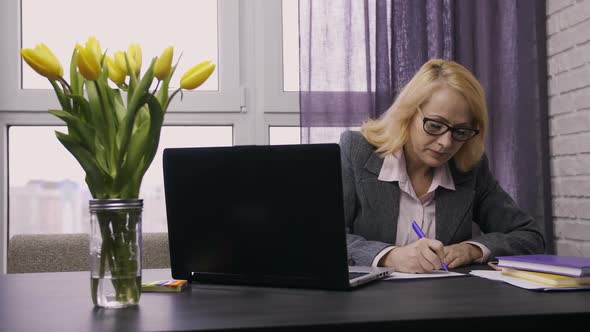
left=547, top=0, right=590, bottom=255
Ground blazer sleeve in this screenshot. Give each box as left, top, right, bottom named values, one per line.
left=339, top=131, right=392, bottom=266
left=470, top=155, right=546, bottom=257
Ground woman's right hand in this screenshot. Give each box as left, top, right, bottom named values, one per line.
left=380, top=238, right=446, bottom=273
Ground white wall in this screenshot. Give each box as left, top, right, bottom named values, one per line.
left=547, top=0, right=590, bottom=255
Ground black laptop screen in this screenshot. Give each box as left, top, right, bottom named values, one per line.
left=163, top=144, right=350, bottom=288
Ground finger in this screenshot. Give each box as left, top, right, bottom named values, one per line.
left=443, top=247, right=455, bottom=261
left=443, top=245, right=454, bottom=259
left=423, top=249, right=442, bottom=269
left=442, top=249, right=455, bottom=264
left=417, top=253, right=436, bottom=272
left=419, top=247, right=441, bottom=271
left=417, top=239, right=448, bottom=271
left=427, top=240, right=446, bottom=258
left=446, top=256, right=460, bottom=269
left=424, top=240, right=448, bottom=269
left=449, top=246, right=473, bottom=268
left=443, top=246, right=451, bottom=256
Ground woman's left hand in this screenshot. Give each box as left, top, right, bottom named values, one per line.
left=443, top=243, right=483, bottom=269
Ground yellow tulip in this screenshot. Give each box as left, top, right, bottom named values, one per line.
left=75, top=38, right=102, bottom=81
left=154, top=46, right=174, bottom=80
left=127, top=44, right=142, bottom=75
left=20, top=43, right=63, bottom=80
left=86, top=37, right=102, bottom=63
left=180, top=61, right=216, bottom=90
left=105, top=56, right=126, bottom=85
left=113, top=51, right=128, bottom=73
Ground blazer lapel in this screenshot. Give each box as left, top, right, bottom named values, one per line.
left=362, top=152, right=476, bottom=245
left=363, top=153, right=400, bottom=244
left=435, top=162, right=475, bottom=245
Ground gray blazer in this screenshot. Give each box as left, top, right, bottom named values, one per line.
left=340, top=130, right=545, bottom=266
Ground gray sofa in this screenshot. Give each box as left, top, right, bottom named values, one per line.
left=7, top=233, right=170, bottom=273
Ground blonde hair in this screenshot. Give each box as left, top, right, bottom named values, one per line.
left=361, top=59, right=488, bottom=172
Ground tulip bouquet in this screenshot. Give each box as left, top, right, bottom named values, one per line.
left=21, top=37, right=214, bottom=198
left=21, top=37, right=215, bottom=307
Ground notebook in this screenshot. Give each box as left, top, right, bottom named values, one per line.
left=500, top=268, right=590, bottom=287
left=162, top=143, right=393, bottom=290
left=496, top=255, right=590, bottom=277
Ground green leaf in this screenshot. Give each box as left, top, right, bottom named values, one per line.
left=113, top=92, right=164, bottom=197
left=70, top=49, right=80, bottom=96
left=111, top=89, right=126, bottom=124
left=109, top=89, right=126, bottom=152
left=73, top=72, right=84, bottom=97
left=55, top=131, right=107, bottom=198
left=49, top=80, right=71, bottom=112
left=139, top=94, right=164, bottom=177
left=94, top=80, right=118, bottom=176
left=68, top=49, right=87, bottom=119
left=66, top=94, right=92, bottom=124
left=117, top=58, right=156, bottom=169
left=49, top=109, right=95, bottom=154
left=125, top=53, right=138, bottom=104
left=155, top=62, right=179, bottom=110
left=86, top=81, right=110, bottom=169
left=113, top=106, right=150, bottom=195
left=94, top=137, right=109, bottom=175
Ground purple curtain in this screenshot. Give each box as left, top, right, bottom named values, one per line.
left=299, top=0, right=454, bottom=142
left=299, top=0, right=553, bottom=251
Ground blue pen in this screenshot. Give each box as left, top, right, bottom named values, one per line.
left=411, top=220, right=449, bottom=272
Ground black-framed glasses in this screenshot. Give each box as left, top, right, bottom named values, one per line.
left=418, top=107, right=479, bottom=142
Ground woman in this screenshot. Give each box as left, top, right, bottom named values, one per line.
left=340, top=59, right=545, bottom=273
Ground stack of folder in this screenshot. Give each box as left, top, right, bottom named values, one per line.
left=496, top=254, right=590, bottom=287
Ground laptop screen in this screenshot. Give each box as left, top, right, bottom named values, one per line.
left=163, top=144, right=351, bottom=289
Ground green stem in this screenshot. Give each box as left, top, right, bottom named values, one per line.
left=164, top=88, right=182, bottom=111
left=58, top=77, right=72, bottom=93
left=49, top=79, right=71, bottom=111
left=94, top=81, right=117, bottom=179
left=152, top=80, right=161, bottom=95
left=97, top=213, right=117, bottom=276
left=92, top=207, right=141, bottom=305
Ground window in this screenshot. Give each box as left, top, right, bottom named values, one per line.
left=8, top=126, right=232, bottom=237
left=269, top=126, right=301, bottom=145
left=282, top=0, right=299, bottom=92
left=0, top=0, right=300, bottom=273
left=1, top=0, right=241, bottom=112
left=21, top=0, right=219, bottom=91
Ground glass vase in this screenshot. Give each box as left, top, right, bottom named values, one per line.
left=89, top=199, right=143, bottom=308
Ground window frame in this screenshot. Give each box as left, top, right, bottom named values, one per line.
left=0, top=0, right=242, bottom=112
left=254, top=0, right=299, bottom=113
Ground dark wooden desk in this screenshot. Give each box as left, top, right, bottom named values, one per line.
left=1, top=267, right=589, bottom=331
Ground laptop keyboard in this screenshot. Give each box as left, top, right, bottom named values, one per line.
left=348, top=272, right=369, bottom=280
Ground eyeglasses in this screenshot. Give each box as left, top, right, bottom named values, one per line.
left=417, top=107, right=479, bottom=142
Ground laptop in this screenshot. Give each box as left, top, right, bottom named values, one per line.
left=162, top=143, right=393, bottom=290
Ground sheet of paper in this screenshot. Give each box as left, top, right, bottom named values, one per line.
left=469, top=270, right=590, bottom=291
left=384, top=270, right=464, bottom=280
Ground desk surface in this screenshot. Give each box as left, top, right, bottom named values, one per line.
left=1, top=267, right=589, bottom=331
